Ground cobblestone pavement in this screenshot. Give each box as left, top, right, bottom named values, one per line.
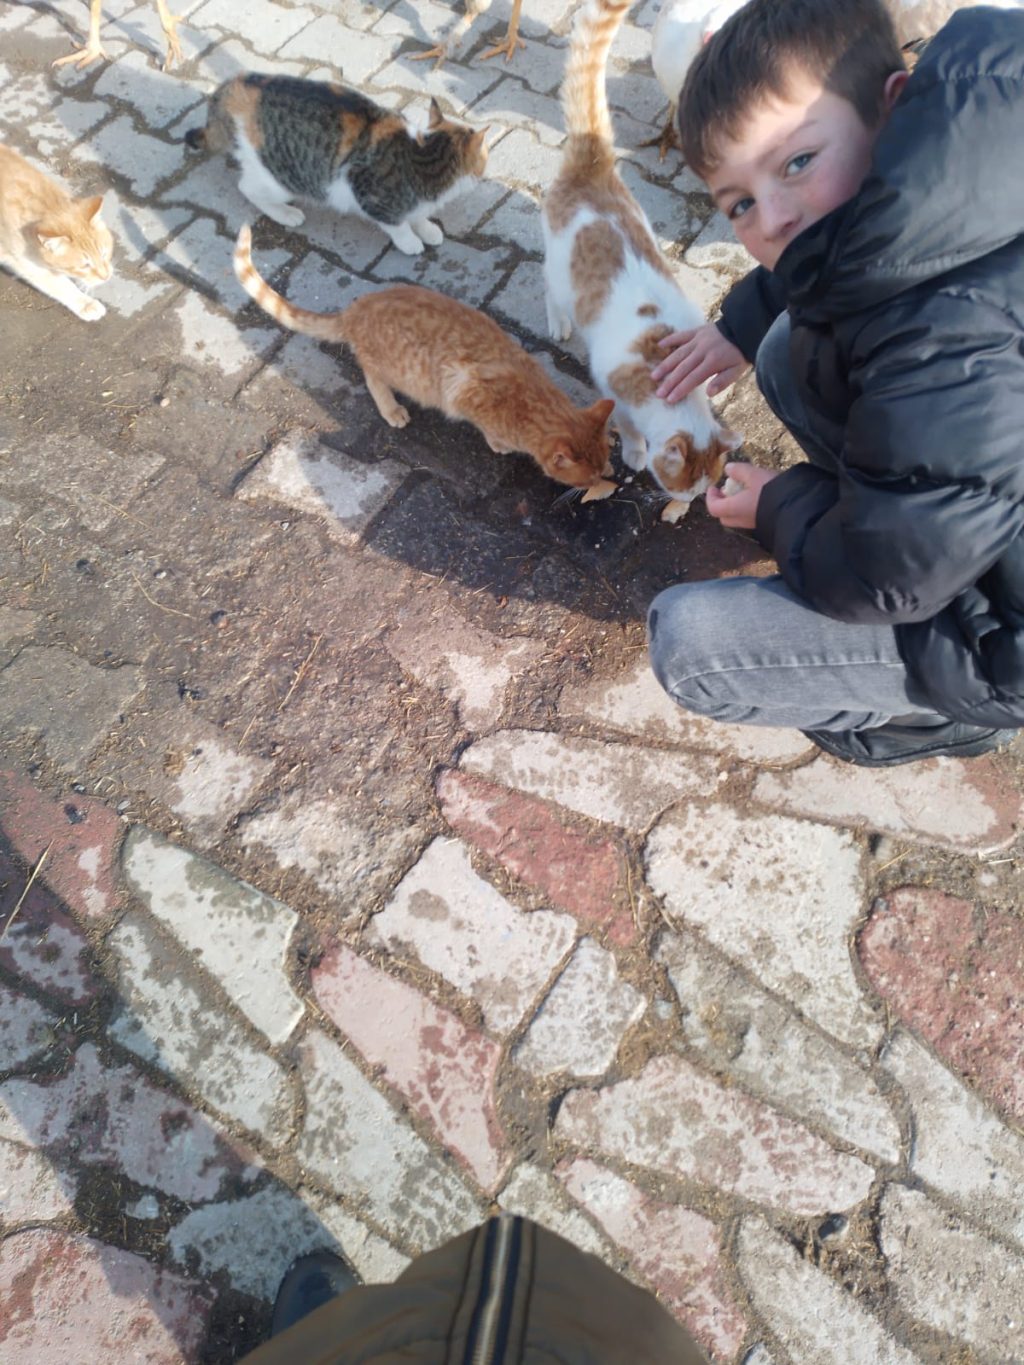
left=2, top=1, right=1024, bottom=1361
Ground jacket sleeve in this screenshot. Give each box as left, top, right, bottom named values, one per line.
left=716, top=266, right=788, bottom=362
left=754, top=295, right=1024, bottom=624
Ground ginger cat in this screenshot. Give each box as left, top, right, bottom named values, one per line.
left=187, top=75, right=489, bottom=256
left=542, top=0, right=740, bottom=521
left=0, top=144, right=113, bottom=322
left=234, top=226, right=617, bottom=494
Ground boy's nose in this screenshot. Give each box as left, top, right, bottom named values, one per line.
left=760, top=191, right=799, bottom=241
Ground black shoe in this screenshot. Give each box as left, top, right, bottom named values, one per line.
left=802, top=720, right=1018, bottom=768
left=270, top=1250, right=359, bottom=1337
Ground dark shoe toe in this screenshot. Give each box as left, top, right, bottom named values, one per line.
left=802, top=722, right=1017, bottom=768
left=270, top=1250, right=359, bottom=1337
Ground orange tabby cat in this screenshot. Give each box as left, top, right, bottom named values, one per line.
left=233, top=225, right=617, bottom=494
left=0, top=144, right=113, bottom=321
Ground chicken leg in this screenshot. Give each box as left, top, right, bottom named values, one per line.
left=53, top=0, right=183, bottom=71
left=412, top=0, right=524, bottom=70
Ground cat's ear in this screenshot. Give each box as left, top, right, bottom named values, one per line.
left=37, top=231, right=69, bottom=254
left=659, top=445, right=685, bottom=476
left=549, top=442, right=577, bottom=470
left=428, top=97, right=445, bottom=129
left=80, top=195, right=105, bottom=222
left=588, top=397, right=615, bottom=428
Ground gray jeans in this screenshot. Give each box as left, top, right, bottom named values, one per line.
left=647, top=314, right=942, bottom=731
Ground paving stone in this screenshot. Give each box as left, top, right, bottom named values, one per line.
left=0, top=2, right=34, bottom=31
left=881, top=1184, right=1024, bottom=1361
left=753, top=754, right=1023, bottom=854
left=483, top=33, right=565, bottom=96
left=0, top=1043, right=246, bottom=1203
left=107, top=2, right=213, bottom=64
left=236, top=430, right=408, bottom=544
left=860, top=887, right=1024, bottom=1123
left=558, top=1157, right=746, bottom=1360
left=0, top=1227, right=209, bottom=1363
left=186, top=34, right=310, bottom=89
left=104, top=190, right=193, bottom=267
left=121, top=826, right=304, bottom=1045
left=0, top=72, right=56, bottom=127
left=371, top=232, right=513, bottom=305
left=882, top=1030, right=1024, bottom=1250
left=93, top=47, right=205, bottom=128
left=190, top=0, right=320, bottom=49
left=0, top=985, right=60, bottom=1074
left=0, top=1138, right=75, bottom=1222
left=165, top=732, right=273, bottom=838
left=107, top=912, right=296, bottom=1144
left=497, top=1164, right=614, bottom=1257
left=270, top=249, right=372, bottom=312
left=385, top=600, right=543, bottom=727
left=72, top=116, right=186, bottom=197
left=437, top=769, right=637, bottom=946
left=485, top=127, right=565, bottom=198
left=0, top=853, right=102, bottom=1006
left=619, top=161, right=705, bottom=248
left=241, top=795, right=423, bottom=917
left=555, top=1054, right=874, bottom=1217
left=737, top=1216, right=919, bottom=1365
left=460, top=729, right=721, bottom=831
left=243, top=332, right=347, bottom=401
left=685, top=212, right=757, bottom=290
left=2, top=433, right=164, bottom=533
left=296, top=1029, right=482, bottom=1253
left=160, top=151, right=267, bottom=226
left=513, top=938, right=646, bottom=1079
left=366, top=836, right=576, bottom=1034
left=0, top=770, right=121, bottom=923
left=646, top=802, right=881, bottom=1049
left=558, top=658, right=813, bottom=762
left=312, top=943, right=510, bottom=1190
left=172, top=287, right=278, bottom=376
left=466, top=78, right=566, bottom=148
left=157, top=214, right=289, bottom=307
left=168, top=1183, right=407, bottom=1302
left=27, top=99, right=110, bottom=157
left=279, top=17, right=400, bottom=79
left=373, top=50, right=504, bottom=109
left=491, top=259, right=567, bottom=345
left=0, top=646, right=142, bottom=773
left=657, top=930, right=901, bottom=1162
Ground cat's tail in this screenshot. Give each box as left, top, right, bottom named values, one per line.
left=560, top=0, right=632, bottom=164
left=233, top=225, right=347, bottom=342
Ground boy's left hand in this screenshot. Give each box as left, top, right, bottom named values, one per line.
left=706, top=462, right=779, bottom=529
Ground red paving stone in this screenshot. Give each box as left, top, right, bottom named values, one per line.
left=0, top=852, right=103, bottom=1005
left=0, top=769, right=122, bottom=923
left=0, top=1043, right=249, bottom=1203
left=436, top=769, right=637, bottom=947
left=859, top=886, right=1024, bottom=1123
left=558, top=1156, right=747, bottom=1361
left=312, top=943, right=511, bottom=1191
left=0, top=1227, right=210, bottom=1364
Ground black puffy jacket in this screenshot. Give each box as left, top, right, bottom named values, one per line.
left=717, top=6, right=1024, bottom=727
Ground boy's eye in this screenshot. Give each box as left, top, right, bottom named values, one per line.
left=728, top=196, right=754, bottom=220
left=785, top=151, right=814, bottom=175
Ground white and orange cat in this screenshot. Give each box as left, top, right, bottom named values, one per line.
left=234, top=225, right=617, bottom=494
left=0, top=144, right=113, bottom=321
left=542, top=0, right=740, bottom=521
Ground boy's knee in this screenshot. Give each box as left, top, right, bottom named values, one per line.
left=647, top=584, right=720, bottom=713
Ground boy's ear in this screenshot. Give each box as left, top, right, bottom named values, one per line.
left=883, top=68, right=910, bottom=115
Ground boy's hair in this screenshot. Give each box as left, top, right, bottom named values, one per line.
left=678, top=0, right=905, bottom=175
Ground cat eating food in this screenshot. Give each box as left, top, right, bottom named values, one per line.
left=233, top=225, right=616, bottom=493
left=186, top=75, right=489, bottom=256
left=0, top=144, right=113, bottom=322
left=542, top=0, right=740, bottom=522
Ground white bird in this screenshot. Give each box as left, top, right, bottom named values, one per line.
left=412, top=0, right=525, bottom=70
left=53, top=0, right=183, bottom=70
left=642, top=0, right=748, bottom=160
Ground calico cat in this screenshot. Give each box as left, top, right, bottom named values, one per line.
left=186, top=75, right=489, bottom=256
left=542, top=0, right=740, bottom=521
left=0, top=144, right=112, bottom=322
left=233, top=225, right=617, bottom=495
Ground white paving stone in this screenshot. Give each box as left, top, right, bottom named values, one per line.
left=646, top=802, right=880, bottom=1049
left=157, top=215, right=288, bottom=307
left=0, top=986, right=59, bottom=1072
left=657, top=931, right=900, bottom=1162
left=881, top=1184, right=1024, bottom=1361
left=189, top=0, right=320, bottom=49
left=236, top=431, right=408, bottom=544
left=558, top=657, right=813, bottom=762
left=93, top=48, right=204, bottom=128
left=173, top=288, right=277, bottom=375
left=883, top=1030, right=1024, bottom=1250
left=513, top=938, right=646, bottom=1078
left=371, top=234, right=513, bottom=306
left=0, top=1139, right=75, bottom=1222
left=72, top=116, right=186, bottom=197
left=107, top=913, right=295, bottom=1144
left=373, top=51, right=504, bottom=109
left=279, top=18, right=400, bottom=79
left=460, top=729, right=721, bottom=831
left=27, top=100, right=110, bottom=157
left=737, top=1217, right=920, bottom=1364
left=168, top=1184, right=406, bottom=1302
left=490, top=259, right=563, bottom=344
left=485, top=127, right=565, bottom=198
left=365, top=837, right=577, bottom=1034
left=556, top=1054, right=874, bottom=1217
left=167, top=734, right=272, bottom=834
left=467, top=79, right=566, bottom=147
left=297, top=1030, right=482, bottom=1253
left=121, top=826, right=304, bottom=1045
left=497, top=1164, right=614, bottom=1258
left=385, top=602, right=544, bottom=728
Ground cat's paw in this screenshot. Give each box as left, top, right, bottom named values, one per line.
left=393, top=234, right=425, bottom=255
left=386, top=405, right=411, bottom=428
left=414, top=218, right=444, bottom=246
left=619, top=439, right=647, bottom=471
left=263, top=203, right=305, bottom=227
left=76, top=297, right=107, bottom=322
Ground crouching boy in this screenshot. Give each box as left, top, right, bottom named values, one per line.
left=647, top=0, right=1024, bottom=766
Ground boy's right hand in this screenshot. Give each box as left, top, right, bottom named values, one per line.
left=651, top=322, right=750, bottom=404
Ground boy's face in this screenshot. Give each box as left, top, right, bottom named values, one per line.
left=705, top=69, right=905, bottom=270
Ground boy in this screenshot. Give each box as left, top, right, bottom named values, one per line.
left=646, top=0, right=1024, bottom=766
